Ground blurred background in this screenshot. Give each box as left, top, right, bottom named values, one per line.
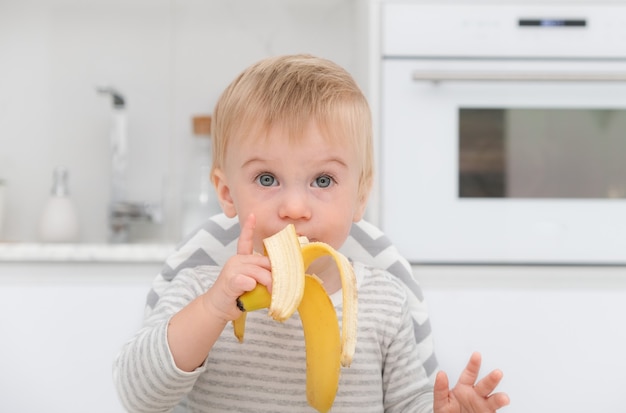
left=0, top=0, right=366, bottom=243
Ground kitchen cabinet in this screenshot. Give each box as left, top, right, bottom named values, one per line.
left=418, top=264, right=626, bottom=413
left=0, top=256, right=164, bottom=412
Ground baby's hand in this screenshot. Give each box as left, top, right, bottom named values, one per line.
left=433, top=352, right=509, bottom=413
left=202, top=214, right=272, bottom=322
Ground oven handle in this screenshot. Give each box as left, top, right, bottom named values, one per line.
left=412, top=70, right=626, bottom=82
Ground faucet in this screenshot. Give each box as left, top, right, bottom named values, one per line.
left=109, top=201, right=163, bottom=243
left=98, top=86, right=163, bottom=243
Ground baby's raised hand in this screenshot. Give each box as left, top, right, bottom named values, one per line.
left=202, top=214, right=272, bottom=322
left=433, top=352, right=510, bottom=413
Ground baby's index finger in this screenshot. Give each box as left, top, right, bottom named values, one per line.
left=237, top=213, right=256, bottom=256
left=457, top=351, right=482, bottom=387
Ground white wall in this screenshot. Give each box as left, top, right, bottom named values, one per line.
left=0, top=0, right=361, bottom=243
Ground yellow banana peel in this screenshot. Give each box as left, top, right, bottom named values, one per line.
left=300, top=242, right=357, bottom=368
left=299, top=273, right=342, bottom=413
left=233, top=224, right=358, bottom=413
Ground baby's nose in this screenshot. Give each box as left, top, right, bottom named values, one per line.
left=278, top=188, right=312, bottom=220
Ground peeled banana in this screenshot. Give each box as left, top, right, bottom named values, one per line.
left=233, top=224, right=358, bottom=413
left=263, top=223, right=306, bottom=321
left=233, top=224, right=305, bottom=342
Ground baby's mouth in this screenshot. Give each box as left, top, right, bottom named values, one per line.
left=298, top=235, right=311, bottom=245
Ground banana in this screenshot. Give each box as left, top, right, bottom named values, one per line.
left=233, top=284, right=270, bottom=343
left=263, top=223, right=306, bottom=322
left=233, top=224, right=305, bottom=343
left=233, top=224, right=358, bottom=413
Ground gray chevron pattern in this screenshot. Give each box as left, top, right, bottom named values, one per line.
left=145, top=213, right=438, bottom=379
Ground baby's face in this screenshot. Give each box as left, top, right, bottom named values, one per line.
left=215, top=120, right=366, bottom=253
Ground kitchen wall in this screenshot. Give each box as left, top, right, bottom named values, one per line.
left=0, top=0, right=363, bottom=243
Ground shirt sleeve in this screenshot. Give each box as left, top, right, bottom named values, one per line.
left=113, top=267, right=218, bottom=413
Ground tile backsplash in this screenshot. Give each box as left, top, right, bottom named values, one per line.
left=0, top=0, right=362, bottom=243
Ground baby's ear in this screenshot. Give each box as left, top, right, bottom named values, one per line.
left=212, top=168, right=236, bottom=218
left=353, top=192, right=369, bottom=222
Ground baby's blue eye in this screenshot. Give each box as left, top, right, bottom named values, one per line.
left=314, top=175, right=333, bottom=188
left=257, top=174, right=276, bottom=187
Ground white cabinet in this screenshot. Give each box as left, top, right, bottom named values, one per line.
left=0, top=262, right=160, bottom=413
left=418, top=265, right=626, bottom=413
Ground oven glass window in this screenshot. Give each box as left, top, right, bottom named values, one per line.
left=459, top=108, right=626, bottom=199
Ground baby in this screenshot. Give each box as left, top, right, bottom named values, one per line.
left=114, top=54, right=509, bottom=413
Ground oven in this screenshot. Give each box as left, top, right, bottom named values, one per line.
left=379, top=3, right=626, bottom=264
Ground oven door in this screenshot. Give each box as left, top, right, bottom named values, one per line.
left=380, top=59, right=626, bottom=264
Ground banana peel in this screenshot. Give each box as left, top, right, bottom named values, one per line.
left=233, top=224, right=358, bottom=413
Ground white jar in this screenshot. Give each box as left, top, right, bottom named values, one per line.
left=39, top=167, right=79, bottom=243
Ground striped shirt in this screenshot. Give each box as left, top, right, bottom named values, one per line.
left=114, top=262, right=434, bottom=413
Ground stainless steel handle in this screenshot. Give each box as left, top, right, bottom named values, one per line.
left=412, top=70, right=626, bottom=82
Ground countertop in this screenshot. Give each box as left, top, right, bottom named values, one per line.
left=0, top=242, right=176, bottom=263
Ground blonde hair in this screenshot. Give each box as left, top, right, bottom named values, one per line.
left=211, top=54, right=373, bottom=202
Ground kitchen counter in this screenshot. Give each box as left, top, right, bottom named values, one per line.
left=0, top=242, right=176, bottom=263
